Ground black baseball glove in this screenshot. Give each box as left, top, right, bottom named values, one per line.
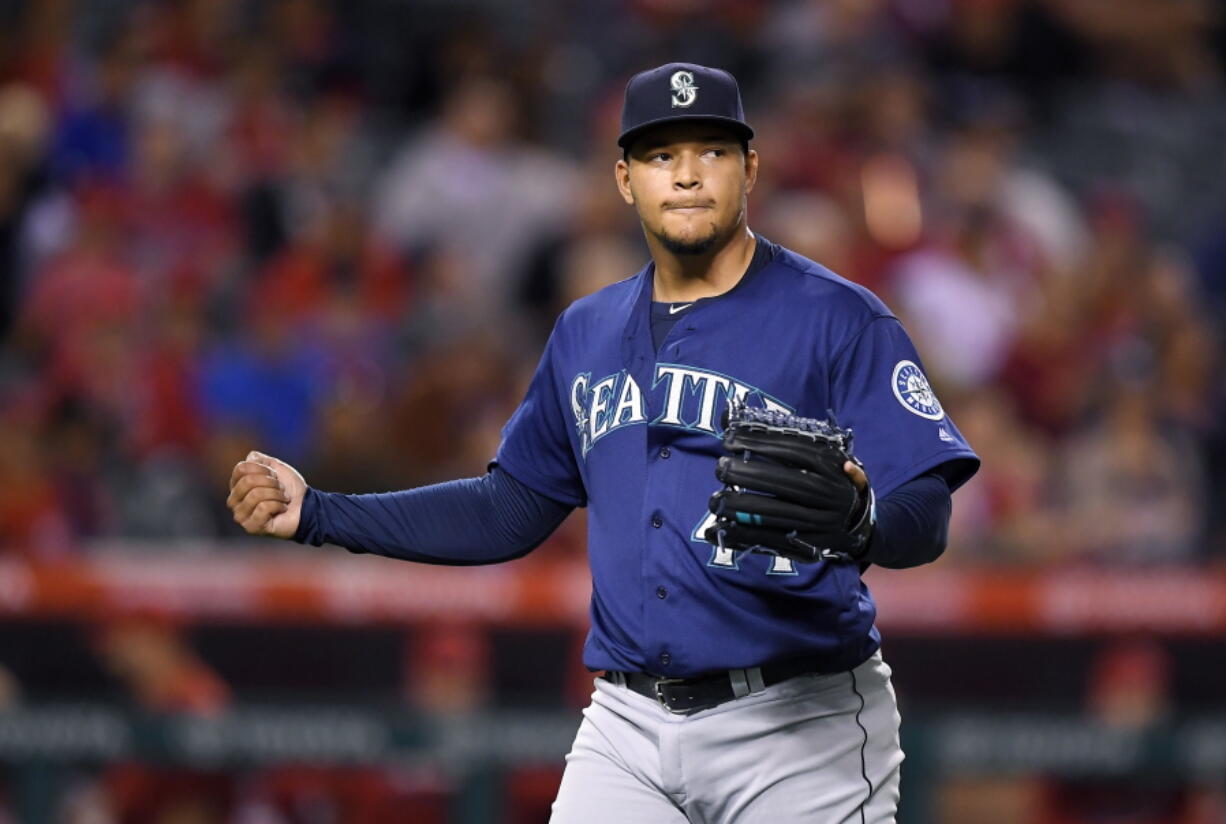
left=704, top=404, right=875, bottom=564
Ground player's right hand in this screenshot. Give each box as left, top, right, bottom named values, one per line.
left=227, top=451, right=307, bottom=539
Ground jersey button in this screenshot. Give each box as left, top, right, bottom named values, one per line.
left=656, top=586, right=668, bottom=599
left=651, top=515, right=663, bottom=529
left=659, top=447, right=671, bottom=459
left=659, top=652, right=672, bottom=667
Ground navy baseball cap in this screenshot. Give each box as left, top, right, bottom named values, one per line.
left=617, top=62, right=754, bottom=150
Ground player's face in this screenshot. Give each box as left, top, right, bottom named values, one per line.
left=616, top=123, right=758, bottom=256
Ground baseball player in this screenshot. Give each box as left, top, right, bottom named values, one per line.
left=228, top=63, right=979, bottom=822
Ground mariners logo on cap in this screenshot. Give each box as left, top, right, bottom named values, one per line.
left=892, top=360, right=944, bottom=420
left=670, top=70, right=698, bottom=108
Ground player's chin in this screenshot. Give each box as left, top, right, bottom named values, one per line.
left=657, top=221, right=721, bottom=256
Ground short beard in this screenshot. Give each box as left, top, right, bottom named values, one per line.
left=652, top=224, right=721, bottom=256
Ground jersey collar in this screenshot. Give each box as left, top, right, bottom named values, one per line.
left=620, top=259, right=658, bottom=390
left=619, top=235, right=780, bottom=387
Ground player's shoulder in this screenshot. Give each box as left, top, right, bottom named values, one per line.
left=767, top=244, right=894, bottom=321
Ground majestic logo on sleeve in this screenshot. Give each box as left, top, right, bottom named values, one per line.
left=891, top=360, right=944, bottom=420
left=570, top=363, right=790, bottom=457
left=670, top=70, right=698, bottom=108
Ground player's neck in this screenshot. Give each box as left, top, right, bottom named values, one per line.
left=649, top=225, right=756, bottom=303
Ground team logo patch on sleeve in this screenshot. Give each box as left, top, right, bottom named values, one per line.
left=891, top=360, right=944, bottom=420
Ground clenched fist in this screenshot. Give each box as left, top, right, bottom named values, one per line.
left=227, top=451, right=308, bottom=538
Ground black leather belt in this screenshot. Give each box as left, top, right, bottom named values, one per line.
left=603, top=656, right=829, bottom=715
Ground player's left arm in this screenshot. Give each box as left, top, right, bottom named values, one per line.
left=829, top=314, right=980, bottom=566
left=853, top=467, right=953, bottom=568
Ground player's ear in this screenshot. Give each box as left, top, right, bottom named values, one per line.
left=744, top=148, right=759, bottom=195
left=615, top=158, right=635, bottom=205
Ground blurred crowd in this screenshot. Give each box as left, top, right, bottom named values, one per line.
left=1, top=2, right=1225, bottom=821
left=0, top=0, right=1224, bottom=567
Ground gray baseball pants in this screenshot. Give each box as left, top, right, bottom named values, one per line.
left=550, top=650, right=903, bottom=823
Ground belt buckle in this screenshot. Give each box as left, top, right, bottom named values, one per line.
left=653, top=676, right=688, bottom=713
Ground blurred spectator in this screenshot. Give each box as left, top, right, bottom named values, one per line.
left=255, top=197, right=410, bottom=331
left=197, top=301, right=328, bottom=466
left=387, top=334, right=520, bottom=486
left=943, top=388, right=1062, bottom=564
left=0, top=404, right=73, bottom=557
left=760, top=0, right=902, bottom=84
left=0, top=82, right=52, bottom=340
left=997, top=269, right=1100, bottom=435
left=47, top=30, right=139, bottom=185
left=1085, top=637, right=1173, bottom=728
left=42, top=395, right=117, bottom=541
left=890, top=211, right=1023, bottom=390
left=373, top=76, right=579, bottom=324
left=1061, top=369, right=1205, bottom=564
left=922, top=0, right=1088, bottom=122
left=759, top=192, right=857, bottom=282
left=406, top=621, right=490, bottom=714
left=14, top=181, right=142, bottom=413
left=551, top=233, right=642, bottom=314
left=94, top=619, right=230, bottom=716
left=124, top=114, right=236, bottom=300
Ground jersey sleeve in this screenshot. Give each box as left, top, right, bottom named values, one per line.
left=829, top=316, right=979, bottom=499
left=493, top=320, right=587, bottom=507
left=293, top=465, right=573, bottom=564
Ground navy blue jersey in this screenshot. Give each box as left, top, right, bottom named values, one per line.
left=495, top=240, right=979, bottom=676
